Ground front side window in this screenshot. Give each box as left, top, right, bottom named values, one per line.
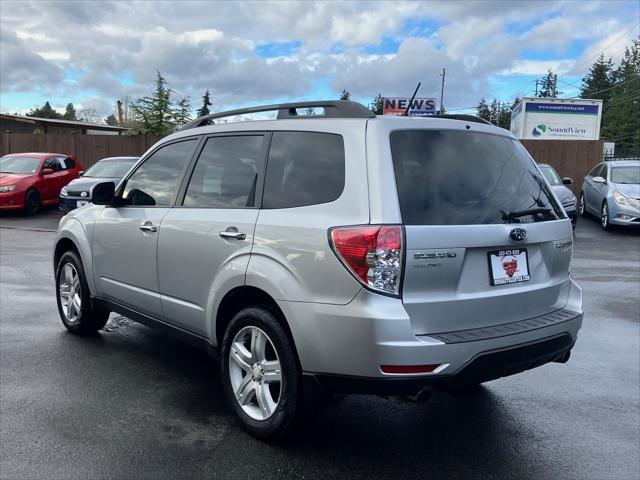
left=262, top=131, right=345, bottom=209
left=122, top=139, right=197, bottom=206
left=589, top=164, right=604, bottom=177
left=183, top=135, right=266, bottom=208
left=390, top=130, right=564, bottom=225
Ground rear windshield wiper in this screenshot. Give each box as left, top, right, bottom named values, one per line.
left=501, top=207, right=552, bottom=222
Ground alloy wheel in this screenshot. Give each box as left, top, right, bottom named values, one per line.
left=228, top=326, right=282, bottom=421
left=59, top=263, right=81, bottom=323
left=601, top=203, right=608, bottom=228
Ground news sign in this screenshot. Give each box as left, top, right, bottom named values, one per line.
left=383, top=97, right=437, bottom=116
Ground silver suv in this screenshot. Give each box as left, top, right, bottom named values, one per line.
left=53, top=101, right=583, bottom=439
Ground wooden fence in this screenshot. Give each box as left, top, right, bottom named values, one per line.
left=522, top=139, right=604, bottom=195
left=0, top=133, right=164, bottom=169
left=0, top=133, right=602, bottom=194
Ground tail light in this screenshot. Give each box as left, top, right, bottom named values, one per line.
left=329, top=225, right=403, bottom=296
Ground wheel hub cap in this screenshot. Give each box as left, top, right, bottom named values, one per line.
left=228, top=326, right=282, bottom=421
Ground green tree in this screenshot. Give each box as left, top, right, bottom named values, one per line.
left=174, top=96, right=192, bottom=127
left=196, top=90, right=212, bottom=118
left=537, top=70, right=558, bottom=98
left=580, top=54, right=615, bottom=107
left=131, top=71, right=175, bottom=135
left=476, top=97, right=491, bottom=121
left=369, top=93, right=384, bottom=115
left=27, top=101, right=62, bottom=119
left=602, top=37, right=640, bottom=149
left=104, top=114, right=118, bottom=126
left=339, top=89, right=351, bottom=101
left=62, top=103, right=77, bottom=121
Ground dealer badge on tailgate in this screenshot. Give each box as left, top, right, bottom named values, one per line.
left=488, top=249, right=531, bottom=286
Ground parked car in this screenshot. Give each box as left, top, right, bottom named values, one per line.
left=537, top=164, right=578, bottom=229
left=579, top=160, right=640, bottom=230
left=53, top=101, right=583, bottom=439
left=0, top=152, right=83, bottom=214
left=59, top=156, right=138, bottom=213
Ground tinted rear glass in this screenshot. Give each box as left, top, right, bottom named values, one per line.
left=390, top=130, right=564, bottom=225
left=263, top=131, right=344, bottom=209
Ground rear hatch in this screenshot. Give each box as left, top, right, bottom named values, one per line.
left=390, top=129, right=573, bottom=336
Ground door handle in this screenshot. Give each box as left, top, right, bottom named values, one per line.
left=219, top=227, right=246, bottom=240
left=139, top=221, right=158, bottom=233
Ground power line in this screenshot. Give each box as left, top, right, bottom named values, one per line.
left=560, top=23, right=639, bottom=88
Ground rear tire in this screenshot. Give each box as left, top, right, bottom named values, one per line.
left=221, top=306, right=301, bottom=440
left=601, top=201, right=612, bottom=231
left=24, top=189, right=40, bottom=215
left=55, top=251, right=109, bottom=334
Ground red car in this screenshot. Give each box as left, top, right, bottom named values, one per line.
left=0, top=152, right=84, bottom=214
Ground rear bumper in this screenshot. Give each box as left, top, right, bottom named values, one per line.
left=307, top=333, right=574, bottom=395
left=280, top=279, right=583, bottom=390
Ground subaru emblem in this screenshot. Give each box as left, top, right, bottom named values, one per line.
left=509, top=228, right=527, bottom=242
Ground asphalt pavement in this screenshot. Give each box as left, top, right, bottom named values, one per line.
left=1, top=209, right=638, bottom=480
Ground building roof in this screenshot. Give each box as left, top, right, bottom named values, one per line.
left=0, top=113, right=128, bottom=132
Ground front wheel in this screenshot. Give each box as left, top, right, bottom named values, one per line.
left=55, top=251, right=110, bottom=334
left=601, top=201, right=612, bottom=231
left=24, top=189, right=40, bottom=215
left=221, top=306, right=301, bottom=440
left=579, top=192, right=587, bottom=217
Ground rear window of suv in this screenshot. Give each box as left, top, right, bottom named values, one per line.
left=390, top=130, right=564, bottom=225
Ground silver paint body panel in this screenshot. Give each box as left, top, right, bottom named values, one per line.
left=54, top=114, right=583, bottom=380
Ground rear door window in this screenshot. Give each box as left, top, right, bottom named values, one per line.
left=390, top=130, right=564, bottom=225
left=182, top=135, right=267, bottom=208
left=262, top=131, right=345, bottom=209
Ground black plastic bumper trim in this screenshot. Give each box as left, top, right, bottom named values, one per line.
left=422, top=308, right=581, bottom=344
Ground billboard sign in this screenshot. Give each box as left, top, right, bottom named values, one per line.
left=522, top=101, right=601, bottom=140
left=383, top=97, right=437, bottom=116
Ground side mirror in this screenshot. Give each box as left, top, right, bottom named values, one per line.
left=562, top=177, right=573, bottom=185
left=42, top=168, right=54, bottom=175
left=593, top=176, right=606, bottom=184
left=92, top=181, right=115, bottom=205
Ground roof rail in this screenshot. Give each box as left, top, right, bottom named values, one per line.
left=180, top=100, right=375, bottom=130
left=429, top=114, right=493, bottom=125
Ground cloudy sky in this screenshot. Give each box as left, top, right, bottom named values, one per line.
left=1, top=0, right=639, bottom=119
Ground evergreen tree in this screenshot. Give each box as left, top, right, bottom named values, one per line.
left=580, top=54, right=615, bottom=107
left=62, top=103, right=77, bottom=121
left=27, top=101, right=62, bottom=119
left=339, top=89, right=351, bottom=101
left=104, top=114, right=118, bottom=126
left=196, top=90, right=212, bottom=118
left=370, top=93, right=384, bottom=115
left=476, top=97, right=491, bottom=121
left=602, top=37, right=640, bottom=149
left=174, top=97, right=192, bottom=126
left=131, top=71, right=175, bottom=136
left=537, top=70, right=558, bottom=98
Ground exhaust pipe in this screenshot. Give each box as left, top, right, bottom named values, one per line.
left=554, top=350, right=571, bottom=364
left=384, top=388, right=433, bottom=405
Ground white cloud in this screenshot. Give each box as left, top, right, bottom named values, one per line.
left=0, top=0, right=637, bottom=117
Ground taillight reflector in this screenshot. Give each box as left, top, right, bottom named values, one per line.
left=381, top=364, right=440, bottom=374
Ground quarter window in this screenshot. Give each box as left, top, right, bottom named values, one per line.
left=262, top=132, right=345, bottom=209
left=122, top=139, right=197, bottom=206
left=183, top=135, right=266, bottom=208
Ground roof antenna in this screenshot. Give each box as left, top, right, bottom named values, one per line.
left=404, top=82, right=421, bottom=116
